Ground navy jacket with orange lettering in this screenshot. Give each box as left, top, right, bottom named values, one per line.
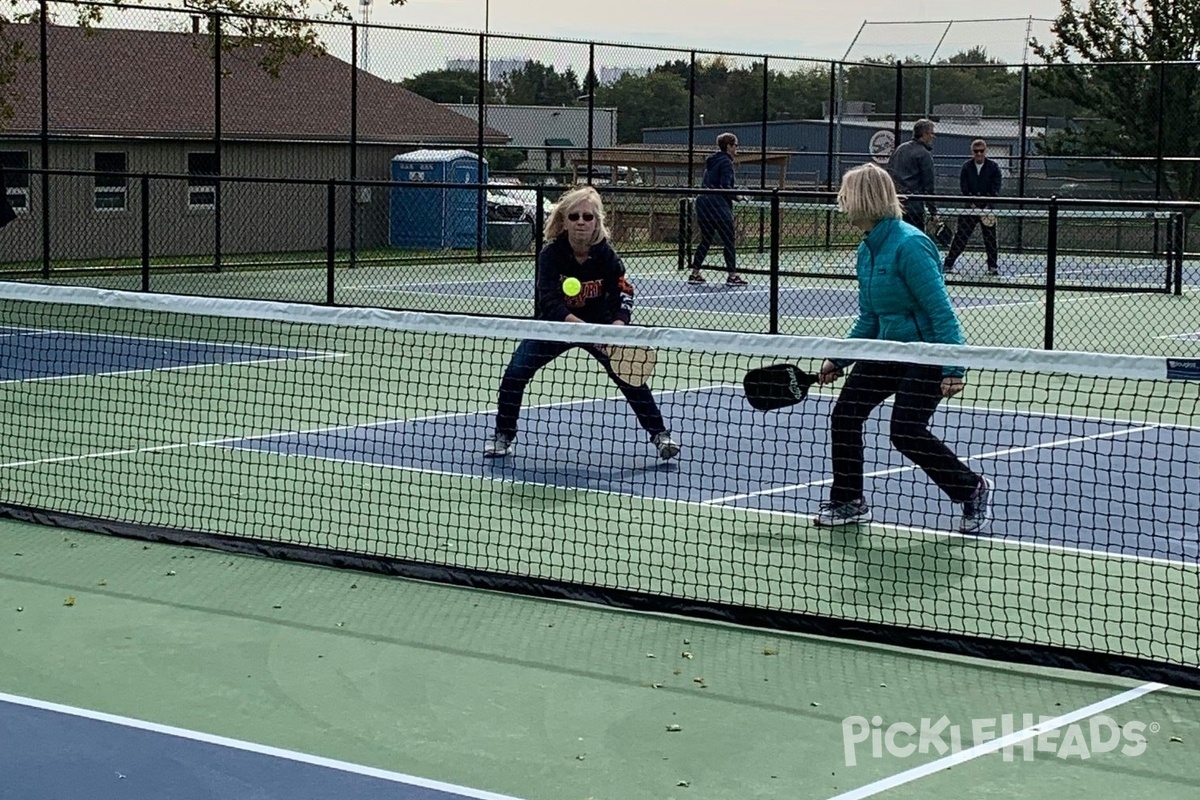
left=535, top=234, right=633, bottom=325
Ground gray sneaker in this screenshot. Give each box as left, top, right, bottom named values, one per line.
left=483, top=433, right=514, bottom=458
left=652, top=431, right=680, bottom=461
left=959, top=476, right=994, bottom=532
left=813, top=498, right=872, bottom=527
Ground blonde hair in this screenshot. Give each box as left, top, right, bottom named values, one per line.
left=544, top=185, right=611, bottom=245
left=837, top=162, right=903, bottom=226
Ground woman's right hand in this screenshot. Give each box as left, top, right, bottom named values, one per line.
left=817, top=359, right=842, bottom=385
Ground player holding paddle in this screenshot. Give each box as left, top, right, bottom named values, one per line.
left=814, top=162, right=992, bottom=532
left=483, top=185, right=680, bottom=461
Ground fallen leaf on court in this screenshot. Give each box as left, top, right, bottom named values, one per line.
left=63, top=596, right=75, bottom=606
left=672, top=669, right=682, bottom=675
left=666, top=724, right=682, bottom=732
left=763, top=647, right=778, bottom=656
left=646, top=653, right=656, bottom=658
left=681, top=651, right=693, bottom=659
left=1170, top=736, right=1183, bottom=743
left=165, top=570, right=176, bottom=576
left=811, top=702, right=820, bottom=707
left=650, top=683, right=663, bottom=689
left=15, top=607, right=23, bottom=612
left=677, top=780, right=690, bottom=787
left=97, top=580, right=107, bottom=586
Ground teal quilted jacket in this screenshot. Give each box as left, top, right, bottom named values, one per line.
left=838, top=217, right=966, bottom=378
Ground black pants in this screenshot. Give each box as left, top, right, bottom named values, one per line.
left=829, top=361, right=979, bottom=505
left=945, top=214, right=998, bottom=270
left=900, top=203, right=925, bottom=231
left=494, top=339, right=667, bottom=439
left=692, top=201, right=736, bottom=272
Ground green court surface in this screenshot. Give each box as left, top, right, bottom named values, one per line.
left=1, top=520, right=1198, bottom=800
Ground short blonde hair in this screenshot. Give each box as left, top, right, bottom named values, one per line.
left=837, top=162, right=903, bottom=226
left=544, top=185, right=611, bottom=246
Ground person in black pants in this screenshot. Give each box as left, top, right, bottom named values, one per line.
left=943, top=139, right=1003, bottom=275
left=484, top=185, right=680, bottom=462
left=886, top=119, right=937, bottom=231
left=814, top=162, right=993, bottom=534
left=688, top=132, right=746, bottom=286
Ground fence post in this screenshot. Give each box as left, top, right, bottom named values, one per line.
left=759, top=56, right=768, bottom=254
left=825, top=62, right=836, bottom=250
left=213, top=12, right=222, bottom=273
left=892, top=61, right=903, bottom=146
left=476, top=33, right=485, bottom=264
left=1044, top=196, right=1059, bottom=350
left=39, top=0, right=49, bottom=279
left=140, top=174, right=150, bottom=292
left=687, top=51, right=697, bottom=187
left=769, top=190, right=780, bottom=334
left=350, top=23, right=359, bottom=270
left=326, top=180, right=336, bottom=306
left=586, top=43, right=595, bottom=183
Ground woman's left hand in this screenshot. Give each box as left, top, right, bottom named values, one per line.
left=941, top=377, right=965, bottom=398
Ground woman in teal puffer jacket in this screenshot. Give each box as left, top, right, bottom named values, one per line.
left=813, top=162, right=993, bottom=533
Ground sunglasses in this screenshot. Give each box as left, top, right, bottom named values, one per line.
left=567, top=212, right=595, bottom=222
left=972, top=149, right=986, bottom=154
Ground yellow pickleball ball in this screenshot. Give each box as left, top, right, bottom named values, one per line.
left=563, top=277, right=582, bottom=297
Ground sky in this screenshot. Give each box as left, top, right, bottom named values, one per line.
left=359, top=0, right=1069, bottom=66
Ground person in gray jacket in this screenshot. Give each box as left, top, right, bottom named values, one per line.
left=886, top=119, right=937, bottom=230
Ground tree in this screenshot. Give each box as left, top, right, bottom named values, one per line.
left=1030, top=0, right=1200, bottom=199
left=401, top=68, right=498, bottom=104
left=496, top=61, right=581, bottom=106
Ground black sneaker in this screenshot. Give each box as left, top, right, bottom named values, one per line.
left=959, top=476, right=994, bottom=532
left=687, top=272, right=706, bottom=285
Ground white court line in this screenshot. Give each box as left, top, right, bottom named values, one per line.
left=0, top=692, right=527, bottom=800
left=823, top=682, right=1166, bottom=800
left=0, top=352, right=347, bottom=387
left=5, top=384, right=1195, bottom=568
left=703, top=425, right=1161, bottom=505
left=0, top=384, right=727, bottom=470
left=0, top=324, right=330, bottom=357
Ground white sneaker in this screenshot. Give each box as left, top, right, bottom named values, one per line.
left=813, top=499, right=872, bottom=527
left=483, top=433, right=514, bottom=458
left=652, top=431, right=680, bottom=461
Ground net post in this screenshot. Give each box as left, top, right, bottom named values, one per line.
left=769, top=190, right=781, bottom=333
left=758, top=56, right=768, bottom=255
left=38, top=4, right=49, bottom=280
left=1043, top=196, right=1058, bottom=350
left=140, top=174, right=150, bottom=292
left=325, top=180, right=336, bottom=306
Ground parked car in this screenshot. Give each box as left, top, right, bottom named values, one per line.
left=488, top=183, right=558, bottom=225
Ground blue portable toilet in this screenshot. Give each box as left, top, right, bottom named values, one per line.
left=389, top=149, right=487, bottom=249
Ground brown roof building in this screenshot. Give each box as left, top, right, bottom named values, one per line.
left=0, top=22, right=507, bottom=266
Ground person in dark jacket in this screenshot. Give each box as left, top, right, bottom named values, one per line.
left=943, top=139, right=1003, bottom=275
left=484, top=185, right=680, bottom=461
left=886, top=118, right=937, bottom=230
left=813, top=162, right=992, bottom=533
left=687, top=132, right=746, bottom=286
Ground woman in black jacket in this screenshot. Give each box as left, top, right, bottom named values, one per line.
left=484, top=185, right=680, bottom=461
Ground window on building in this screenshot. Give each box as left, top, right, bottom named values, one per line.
left=94, top=152, right=127, bottom=211
left=187, top=152, right=219, bottom=210
left=0, top=151, right=30, bottom=212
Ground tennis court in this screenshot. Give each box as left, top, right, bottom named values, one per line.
left=1, top=283, right=1198, bottom=799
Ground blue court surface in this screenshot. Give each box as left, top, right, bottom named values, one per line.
left=355, top=275, right=1019, bottom=318
left=0, top=326, right=335, bottom=382
left=219, top=385, right=1200, bottom=565
left=0, top=695, right=524, bottom=800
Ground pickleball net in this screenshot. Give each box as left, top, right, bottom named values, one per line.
left=0, top=282, right=1197, bottom=687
